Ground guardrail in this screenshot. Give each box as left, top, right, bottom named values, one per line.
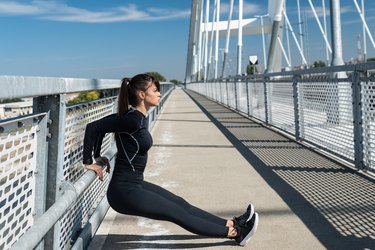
left=186, top=62, right=375, bottom=174
left=0, top=76, right=174, bottom=250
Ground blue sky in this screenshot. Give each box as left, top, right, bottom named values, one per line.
left=0, top=0, right=374, bottom=81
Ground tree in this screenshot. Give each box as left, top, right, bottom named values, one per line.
left=0, top=98, right=22, bottom=103
left=312, top=60, right=326, bottom=68
left=367, top=57, right=375, bottom=62
left=145, top=72, right=166, bottom=82
left=68, top=91, right=100, bottom=104
left=170, top=79, right=182, bottom=85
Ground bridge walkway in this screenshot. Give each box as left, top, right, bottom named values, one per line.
left=88, top=88, right=375, bottom=250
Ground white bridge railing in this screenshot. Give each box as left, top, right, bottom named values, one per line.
left=187, top=62, right=375, bottom=174
left=0, top=76, right=174, bottom=250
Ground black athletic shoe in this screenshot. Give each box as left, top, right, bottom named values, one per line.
left=235, top=212, right=259, bottom=246
left=233, top=204, right=254, bottom=226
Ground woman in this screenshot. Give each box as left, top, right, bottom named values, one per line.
left=83, top=73, right=259, bottom=246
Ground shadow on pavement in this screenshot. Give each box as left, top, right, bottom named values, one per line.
left=186, top=90, right=375, bottom=250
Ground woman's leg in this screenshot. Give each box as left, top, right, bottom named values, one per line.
left=142, top=180, right=228, bottom=226
left=108, top=181, right=228, bottom=237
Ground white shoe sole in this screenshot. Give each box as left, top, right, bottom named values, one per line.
left=240, top=212, right=259, bottom=246
left=246, top=204, right=255, bottom=223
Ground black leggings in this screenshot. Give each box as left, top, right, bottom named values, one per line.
left=107, top=169, right=228, bottom=237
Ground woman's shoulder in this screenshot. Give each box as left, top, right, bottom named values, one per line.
left=122, top=109, right=146, bottom=128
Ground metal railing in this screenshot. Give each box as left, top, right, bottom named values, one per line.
left=0, top=76, right=174, bottom=250
left=186, top=62, right=375, bottom=173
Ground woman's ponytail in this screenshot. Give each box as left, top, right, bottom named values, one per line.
left=118, top=77, right=130, bottom=116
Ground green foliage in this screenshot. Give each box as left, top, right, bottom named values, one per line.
left=170, top=79, right=182, bottom=85
left=312, top=60, right=326, bottom=68
left=246, top=64, right=258, bottom=75
left=145, top=72, right=166, bottom=82
left=68, top=91, right=100, bottom=104
left=0, top=98, right=22, bottom=103
left=367, top=57, right=375, bottom=62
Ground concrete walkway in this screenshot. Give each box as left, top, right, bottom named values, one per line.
left=88, top=89, right=375, bottom=250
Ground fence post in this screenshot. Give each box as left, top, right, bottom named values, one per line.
left=234, top=77, right=238, bottom=110
left=219, top=79, right=223, bottom=104
left=226, top=78, right=230, bottom=106
left=33, top=94, right=67, bottom=250
left=352, top=68, right=365, bottom=170
left=246, top=77, right=250, bottom=116
left=293, top=74, right=301, bottom=141
left=33, top=113, right=50, bottom=250
left=263, top=76, right=269, bottom=125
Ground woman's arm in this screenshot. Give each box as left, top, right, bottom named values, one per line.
left=84, top=156, right=111, bottom=181
left=82, top=112, right=139, bottom=164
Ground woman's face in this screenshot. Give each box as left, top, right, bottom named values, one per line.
left=143, top=82, right=161, bottom=107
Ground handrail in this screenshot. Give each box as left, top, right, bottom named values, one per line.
left=0, top=76, right=121, bottom=99
left=0, top=75, right=173, bottom=99
left=7, top=81, right=175, bottom=250
left=186, top=61, right=375, bottom=173
left=11, top=148, right=117, bottom=250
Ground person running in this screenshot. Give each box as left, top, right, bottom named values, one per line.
left=82, top=73, right=259, bottom=246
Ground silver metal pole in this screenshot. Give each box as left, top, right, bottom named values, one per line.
left=261, top=15, right=268, bottom=70
left=214, top=0, right=220, bottom=79
left=237, top=0, right=243, bottom=76
left=185, top=0, right=201, bottom=83
left=208, top=0, right=218, bottom=80
left=197, top=2, right=204, bottom=80
left=322, top=0, right=330, bottom=66
left=255, top=14, right=269, bottom=71
left=330, top=0, right=344, bottom=66
left=353, top=0, right=375, bottom=50
left=297, top=0, right=304, bottom=60
left=283, top=9, right=308, bottom=65
left=308, top=0, right=332, bottom=54
left=266, top=0, right=285, bottom=73
left=284, top=4, right=292, bottom=67
left=362, top=0, right=367, bottom=61
left=278, top=37, right=291, bottom=67
left=204, top=0, right=210, bottom=81
left=222, top=0, right=234, bottom=77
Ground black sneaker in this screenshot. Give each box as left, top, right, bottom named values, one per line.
left=233, top=204, right=254, bottom=226
left=235, top=212, right=259, bottom=246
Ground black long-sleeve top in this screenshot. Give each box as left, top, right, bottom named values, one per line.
left=82, top=108, right=152, bottom=172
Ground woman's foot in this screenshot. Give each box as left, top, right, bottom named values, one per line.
left=234, top=212, right=259, bottom=246
left=233, top=204, right=255, bottom=226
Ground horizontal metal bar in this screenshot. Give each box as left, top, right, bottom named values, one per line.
left=70, top=194, right=110, bottom=250
left=208, top=62, right=375, bottom=82
left=11, top=146, right=117, bottom=250
left=0, top=75, right=172, bottom=99
left=0, top=76, right=120, bottom=99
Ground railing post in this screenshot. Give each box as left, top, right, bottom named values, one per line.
left=33, top=94, right=67, bottom=250
left=34, top=113, right=49, bottom=250
left=246, top=77, right=250, bottom=116
left=263, top=76, right=269, bottom=125
left=234, top=77, right=238, bottom=110
left=292, top=74, right=301, bottom=141
left=219, top=79, right=223, bottom=104
left=226, top=78, right=230, bottom=106
left=352, top=68, right=365, bottom=170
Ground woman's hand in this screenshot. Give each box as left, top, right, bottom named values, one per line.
left=95, top=156, right=111, bottom=174
left=84, top=157, right=111, bottom=181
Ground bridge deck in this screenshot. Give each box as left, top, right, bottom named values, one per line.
left=88, top=89, right=375, bottom=249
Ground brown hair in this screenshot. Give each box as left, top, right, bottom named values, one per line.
left=117, top=73, right=160, bottom=116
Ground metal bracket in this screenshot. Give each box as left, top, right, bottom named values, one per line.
left=58, top=180, right=76, bottom=194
